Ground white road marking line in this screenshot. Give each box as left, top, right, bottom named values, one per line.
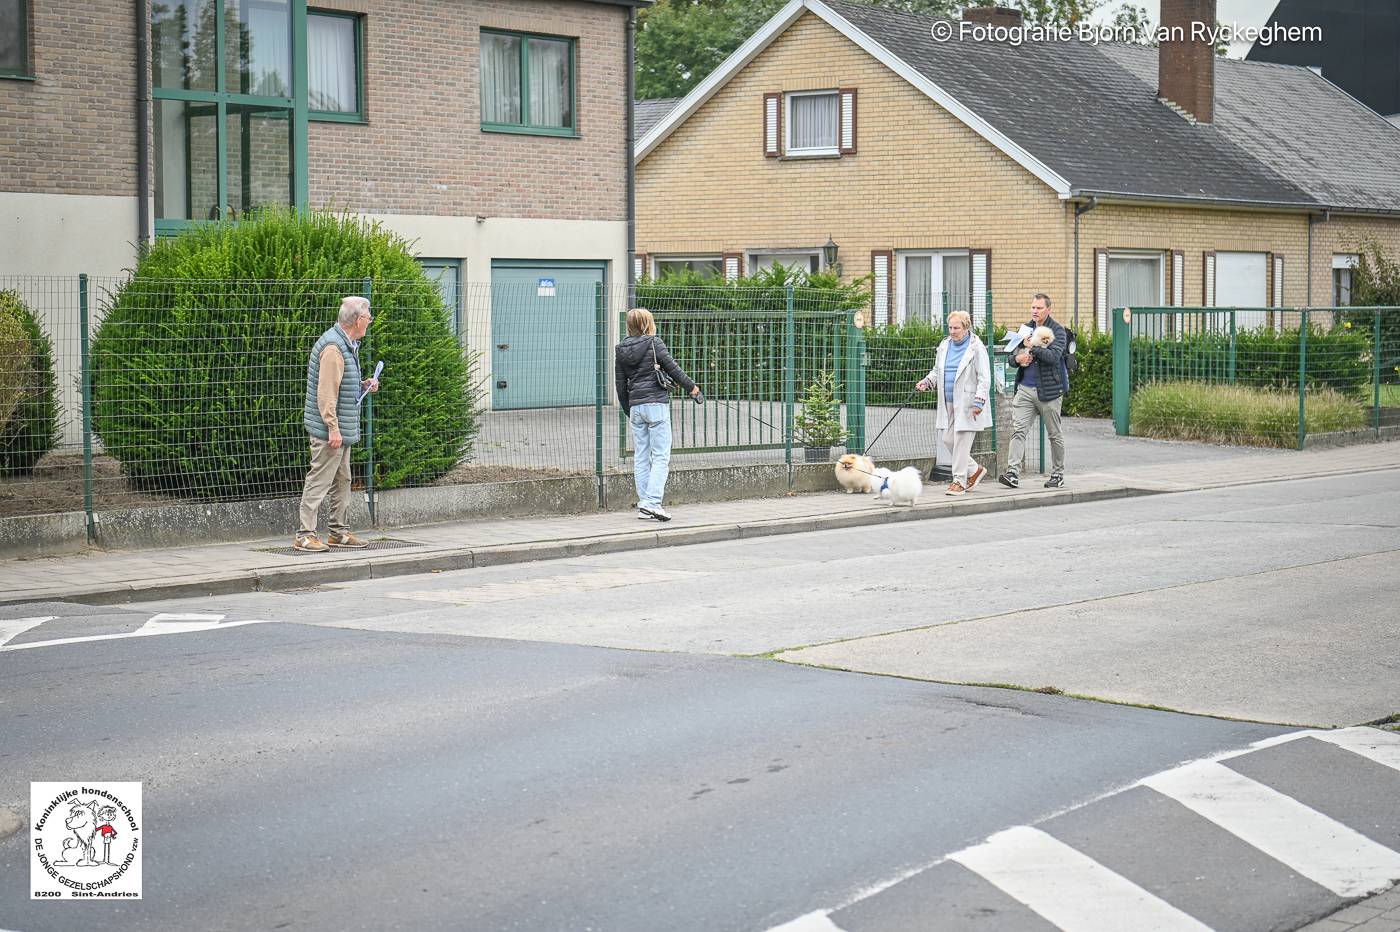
left=1142, top=760, right=1400, bottom=897
left=948, top=826, right=1213, bottom=932
left=764, top=912, right=846, bottom=932
left=0, top=616, right=55, bottom=648
left=0, top=618, right=271, bottom=653
left=1307, top=726, right=1400, bottom=774
left=138, top=612, right=227, bottom=634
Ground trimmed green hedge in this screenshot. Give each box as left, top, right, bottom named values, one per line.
left=0, top=290, right=60, bottom=476
left=91, top=210, right=476, bottom=499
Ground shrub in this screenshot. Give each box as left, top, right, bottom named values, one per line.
left=0, top=290, right=60, bottom=477
left=864, top=318, right=942, bottom=409
left=1344, top=241, right=1400, bottom=385
left=91, top=210, right=476, bottom=499
left=1130, top=381, right=1364, bottom=448
left=1062, top=331, right=1112, bottom=417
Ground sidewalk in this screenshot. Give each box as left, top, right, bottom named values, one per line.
left=1, top=440, right=1395, bottom=607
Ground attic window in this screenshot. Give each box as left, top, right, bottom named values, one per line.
left=785, top=91, right=839, bottom=156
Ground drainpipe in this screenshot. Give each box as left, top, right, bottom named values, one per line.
left=625, top=6, right=637, bottom=305
left=1073, top=196, right=1098, bottom=332
left=136, top=0, right=151, bottom=251
left=1306, top=209, right=1329, bottom=306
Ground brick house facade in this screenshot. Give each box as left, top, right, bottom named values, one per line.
left=635, top=0, right=1400, bottom=331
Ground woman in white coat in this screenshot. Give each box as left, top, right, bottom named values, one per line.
left=915, top=310, right=991, bottom=496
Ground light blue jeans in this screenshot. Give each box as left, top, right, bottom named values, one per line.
left=630, top=403, right=672, bottom=509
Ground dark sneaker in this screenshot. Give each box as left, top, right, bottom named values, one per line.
left=293, top=534, right=328, bottom=553
left=640, top=505, right=672, bottom=522
left=998, top=473, right=1019, bottom=489
left=327, top=531, right=368, bottom=548
left=1044, top=475, right=1065, bottom=489
left=966, top=465, right=987, bottom=490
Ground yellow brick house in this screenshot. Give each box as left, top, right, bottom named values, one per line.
left=633, top=0, right=1400, bottom=332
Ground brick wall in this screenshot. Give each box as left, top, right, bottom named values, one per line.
left=1310, top=215, right=1400, bottom=305
left=0, top=2, right=140, bottom=196
left=308, top=0, right=628, bottom=221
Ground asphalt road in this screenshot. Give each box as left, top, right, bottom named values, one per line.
left=2, top=469, right=1397, bottom=932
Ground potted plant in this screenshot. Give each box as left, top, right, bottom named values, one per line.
left=794, top=370, right=847, bottom=463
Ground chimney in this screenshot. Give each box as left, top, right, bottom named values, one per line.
left=962, top=5, right=1024, bottom=29
left=1157, top=0, right=1216, bottom=124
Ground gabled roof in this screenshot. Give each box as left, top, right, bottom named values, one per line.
left=636, top=0, right=1400, bottom=214
left=634, top=97, right=681, bottom=139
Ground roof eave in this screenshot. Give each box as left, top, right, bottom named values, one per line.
left=1064, top=189, right=1400, bottom=217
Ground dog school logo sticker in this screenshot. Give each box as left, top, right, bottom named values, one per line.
left=31, top=782, right=142, bottom=899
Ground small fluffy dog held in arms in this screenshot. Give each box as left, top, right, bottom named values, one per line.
left=835, top=454, right=876, bottom=493
left=870, top=466, right=924, bottom=506
left=1031, top=326, right=1055, bottom=348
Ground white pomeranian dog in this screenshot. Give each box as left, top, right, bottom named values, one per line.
left=871, top=466, right=924, bottom=506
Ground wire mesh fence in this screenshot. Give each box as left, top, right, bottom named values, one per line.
left=1112, top=306, right=1400, bottom=448
left=0, top=273, right=1079, bottom=529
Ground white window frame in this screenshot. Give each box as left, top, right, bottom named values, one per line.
left=896, top=250, right=970, bottom=324
left=651, top=255, right=724, bottom=279
left=748, top=250, right=822, bottom=276
left=784, top=89, right=840, bottom=157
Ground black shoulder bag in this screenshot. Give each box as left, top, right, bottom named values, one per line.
left=651, top=337, right=675, bottom=391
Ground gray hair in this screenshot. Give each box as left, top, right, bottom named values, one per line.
left=1032, top=293, right=1053, bottom=307
left=947, top=310, right=972, bottom=330
left=337, top=295, right=371, bottom=326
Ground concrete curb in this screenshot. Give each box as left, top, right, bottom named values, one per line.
left=11, top=485, right=1154, bottom=607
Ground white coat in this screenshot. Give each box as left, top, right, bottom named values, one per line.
left=925, top=334, right=992, bottom=432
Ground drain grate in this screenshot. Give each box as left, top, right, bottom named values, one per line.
left=255, top=538, right=424, bottom=557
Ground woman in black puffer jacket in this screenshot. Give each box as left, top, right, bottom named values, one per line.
left=615, top=307, right=700, bottom=522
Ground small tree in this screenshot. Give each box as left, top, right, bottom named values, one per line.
left=794, top=370, right=847, bottom=448
left=0, top=290, right=60, bottom=477
left=1345, top=240, right=1400, bottom=385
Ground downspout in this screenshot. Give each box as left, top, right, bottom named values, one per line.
left=625, top=6, right=637, bottom=306
left=136, top=0, right=151, bottom=251
left=1073, top=196, right=1098, bottom=332
left=1306, top=209, right=1329, bottom=306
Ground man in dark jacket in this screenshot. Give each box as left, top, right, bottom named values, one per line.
left=615, top=308, right=699, bottom=521
left=999, top=293, right=1068, bottom=489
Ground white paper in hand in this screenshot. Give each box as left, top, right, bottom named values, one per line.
left=1003, top=325, right=1032, bottom=355
left=358, top=360, right=384, bottom=404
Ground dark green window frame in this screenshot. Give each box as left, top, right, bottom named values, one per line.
left=480, top=28, right=577, bottom=138
left=0, top=0, right=33, bottom=79
left=152, top=0, right=309, bottom=236
left=418, top=258, right=463, bottom=337
left=308, top=9, right=365, bottom=124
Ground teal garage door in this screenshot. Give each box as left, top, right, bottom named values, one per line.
left=490, top=262, right=605, bottom=410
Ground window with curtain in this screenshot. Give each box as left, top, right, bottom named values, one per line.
left=308, top=11, right=361, bottom=117
left=943, top=255, right=971, bottom=317
left=481, top=30, right=574, bottom=134
left=0, top=0, right=28, bottom=75
left=905, top=256, right=934, bottom=323
left=1110, top=255, right=1163, bottom=336
left=786, top=91, right=838, bottom=154
left=654, top=257, right=723, bottom=280
left=1333, top=268, right=1352, bottom=307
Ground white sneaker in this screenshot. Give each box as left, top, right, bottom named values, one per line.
left=637, top=509, right=651, bottom=520
left=640, top=505, right=672, bottom=522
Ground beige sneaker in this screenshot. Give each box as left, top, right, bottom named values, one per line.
left=327, top=531, right=368, bottom=549
left=945, top=481, right=967, bottom=496
left=293, top=534, right=329, bottom=553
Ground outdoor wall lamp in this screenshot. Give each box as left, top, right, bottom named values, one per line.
left=823, top=235, right=839, bottom=271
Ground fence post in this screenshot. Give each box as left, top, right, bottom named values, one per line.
left=1112, top=306, right=1132, bottom=435
left=362, top=277, right=376, bottom=526
left=1297, top=309, right=1308, bottom=450
left=1228, top=309, right=1237, bottom=384
left=1375, top=309, right=1383, bottom=439
left=784, top=285, right=795, bottom=470
left=845, top=309, right=865, bottom=453
left=595, top=282, right=606, bottom=507
left=79, top=273, right=95, bottom=545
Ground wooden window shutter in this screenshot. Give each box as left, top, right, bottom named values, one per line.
left=723, top=253, right=743, bottom=283
left=1171, top=250, right=1185, bottom=306
left=1203, top=251, right=1216, bottom=307
left=839, top=88, right=857, bottom=155
left=970, top=249, right=990, bottom=330
left=633, top=253, right=647, bottom=282
left=1272, top=254, right=1284, bottom=307
left=871, top=250, right=892, bottom=325
left=764, top=93, right=781, bottom=157
left=1094, top=248, right=1109, bottom=332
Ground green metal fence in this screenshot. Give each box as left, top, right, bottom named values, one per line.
left=1111, top=306, right=1400, bottom=448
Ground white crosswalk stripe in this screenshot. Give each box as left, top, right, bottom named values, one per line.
left=762, top=727, right=1400, bottom=932
left=949, top=826, right=1213, bottom=932
left=1141, top=759, right=1400, bottom=898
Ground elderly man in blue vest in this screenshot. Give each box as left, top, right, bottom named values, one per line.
left=294, top=296, right=379, bottom=553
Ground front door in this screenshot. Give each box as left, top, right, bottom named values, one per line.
left=489, top=263, right=605, bottom=410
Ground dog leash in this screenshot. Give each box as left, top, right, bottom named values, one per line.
left=860, top=387, right=920, bottom=457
